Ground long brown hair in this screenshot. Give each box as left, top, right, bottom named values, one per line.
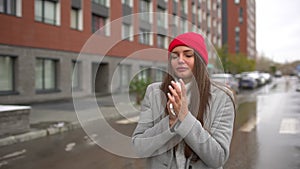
left=160, top=50, right=211, bottom=158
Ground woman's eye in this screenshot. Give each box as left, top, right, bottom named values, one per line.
left=185, top=53, right=194, bottom=57
left=170, top=53, right=179, bottom=59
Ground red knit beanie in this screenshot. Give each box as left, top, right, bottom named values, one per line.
left=168, top=32, right=208, bottom=65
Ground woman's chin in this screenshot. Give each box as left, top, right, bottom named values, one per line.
left=175, top=73, right=192, bottom=80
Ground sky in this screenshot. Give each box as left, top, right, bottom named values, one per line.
left=256, top=0, right=300, bottom=63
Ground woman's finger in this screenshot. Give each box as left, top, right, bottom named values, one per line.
left=167, top=92, right=179, bottom=106
left=168, top=85, right=180, bottom=102
left=167, top=92, right=175, bottom=103
left=179, top=79, right=186, bottom=97
left=171, top=81, right=181, bottom=95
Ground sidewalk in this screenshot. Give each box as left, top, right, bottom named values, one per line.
left=0, top=81, right=279, bottom=147
left=0, top=94, right=140, bottom=147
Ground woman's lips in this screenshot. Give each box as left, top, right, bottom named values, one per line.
left=176, top=67, right=188, bottom=72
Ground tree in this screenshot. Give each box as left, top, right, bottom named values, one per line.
left=256, top=53, right=275, bottom=72
left=129, top=77, right=151, bottom=105
left=216, top=45, right=256, bottom=74
left=216, top=45, right=230, bottom=73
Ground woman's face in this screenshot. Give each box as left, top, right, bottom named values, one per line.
left=170, top=46, right=195, bottom=82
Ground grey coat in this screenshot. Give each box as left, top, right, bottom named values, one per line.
left=132, top=82, right=235, bottom=169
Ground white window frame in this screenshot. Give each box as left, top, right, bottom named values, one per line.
left=34, top=0, right=61, bottom=26
left=0, top=55, right=15, bottom=92
left=0, top=0, right=22, bottom=16
left=234, top=0, right=240, bottom=4
left=35, top=58, right=58, bottom=91
left=122, top=0, right=133, bottom=7
left=70, top=1, right=83, bottom=31
left=157, top=34, right=167, bottom=49
left=122, top=23, right=133, bottom=41
left=139, top=0, right=153, bottom=23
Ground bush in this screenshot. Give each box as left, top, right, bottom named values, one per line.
left=129, top=77, right=151, bottom=105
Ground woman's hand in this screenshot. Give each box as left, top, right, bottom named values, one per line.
left=167, top=101, right=177, bottom=127
left=167, top=79, right=189, bottom=122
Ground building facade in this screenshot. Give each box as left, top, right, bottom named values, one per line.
left=222, top=0, right=256, bottom=59
left=0, top=0, right=222, bottom=104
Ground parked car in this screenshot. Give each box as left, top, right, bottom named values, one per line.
left=260, top=72, right=272, bottom=83
left=296, top=83, right=300, bottom=92
left=274, top=70, right=282, bottom=77
left=239, top=75, right=258, bottom=89
left=247, top=72, right=266, bottom=86
left=211, top=73, right=240, bottom=94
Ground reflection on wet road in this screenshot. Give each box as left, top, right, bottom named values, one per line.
left=225, top=77, right=300, bottom=169
left=0, top=77, right=299, bottom=169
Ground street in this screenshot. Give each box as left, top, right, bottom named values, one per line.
left=0, top=77, right=299, bottom=169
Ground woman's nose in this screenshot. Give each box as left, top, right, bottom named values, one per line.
left=177, top=55, right=185, bottom=63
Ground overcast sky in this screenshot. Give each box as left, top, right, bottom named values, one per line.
left=256, top=0, right=300, bottom=63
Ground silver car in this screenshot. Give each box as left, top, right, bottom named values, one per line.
left=211, top=73, right=240, bottom=94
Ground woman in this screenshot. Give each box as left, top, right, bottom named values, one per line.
left=132, top=32, right=235, bottom=169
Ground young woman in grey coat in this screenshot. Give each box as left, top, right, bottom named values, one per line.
left=132, top=32, right=236, bottom=169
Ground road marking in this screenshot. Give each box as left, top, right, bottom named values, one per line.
left=279, top=118, right=299, bottom=134
left=0, top=149, right=26, bottom=161
left=239, top=116, right=260, bottom=132
left=84, top=134, right=98, bottom=145
left=115, top=116, right=139, bottom=124
left=0, top=161, right=8, bottom=167
left=65, top=142, right=76, bottom=151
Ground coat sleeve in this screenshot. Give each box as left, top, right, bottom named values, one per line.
left=173, top=92, right=235, bottom=168
left=132, top=84, right=176, bottom=158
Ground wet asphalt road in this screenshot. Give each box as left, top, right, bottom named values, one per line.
left=0, top=77, right=299, bottom=169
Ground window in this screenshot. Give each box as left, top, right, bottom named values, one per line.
left=198, top=8, right=202, bottom=25
left=122, top=23, right=133, bottom=41
left=157, top=34, right=167, bottom=49
left=139, top=0, right=150, bottom=21
left=139, top=28, right=152, bottom=45
left=157, top=7, right=166, bottom=28
left=122, top=0, right=132, bottom=7
left=0, top=0, right=16, bottom=15
left=35, top=58, right=57, bottom=91
left=92, top=0, right=106, bottom=6
left=139, top=66, right=151, bottom=80
left=180, top=19, right=188, bottom=34
left=91, top=14, right=107, bottom=34
left=217, top=6, right=221, bottom=18
left=119, top=64, right=131, bottom=88
left=207, top=15, right=211, bottom=29
left=155, top=67, right=166, bottom=82
left=71, top=8, right=79, bottom=30
left=35, top=0, right=60, bottom=25
left=235, top=26, right=240, bottom=38
left=192, top=25, right=197, bottom=32
left=172, top=15, right=178, bottom=37
left=235, top=27, right=240, bottom=53
left=180, top=0, right=187, bottom=14
left=0, top=56, right=15, bottom=93
left=72, top=61, right=81, bottom=90
left=206, top=0, right=211, bottom=10
left=239, top=7, right=243, bottom=23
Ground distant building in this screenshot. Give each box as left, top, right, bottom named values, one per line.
left=222, top=0, right=256, bottom=59
left=0, top=0, right=222, bottom=104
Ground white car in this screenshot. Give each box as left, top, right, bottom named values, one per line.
left=211, top=73, right=239, bottom=94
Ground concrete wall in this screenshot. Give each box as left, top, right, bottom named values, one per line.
left=0, top=105, right=31, bottom=136
left=0, top=45, right=167, bottom=104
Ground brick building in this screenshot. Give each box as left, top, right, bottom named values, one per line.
left=0, top=0, right=222, bottom=104
left=222, top=0, right=256, bottom=59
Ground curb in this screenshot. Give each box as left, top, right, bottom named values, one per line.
left=0, top=108, right=139, bottom=148
left=0, top=123, right=81, bottom=147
